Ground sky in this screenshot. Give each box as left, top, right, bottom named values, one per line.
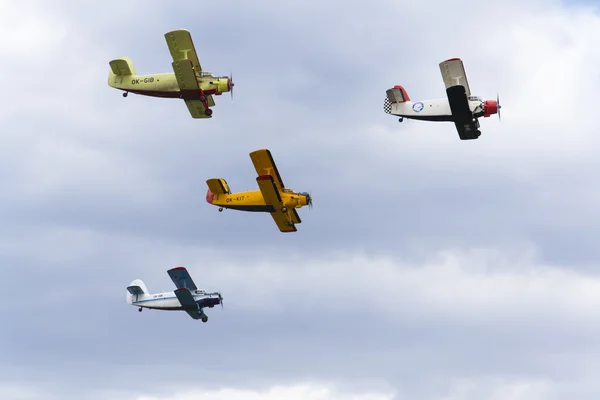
left=1, top=0, right=600, bottom=399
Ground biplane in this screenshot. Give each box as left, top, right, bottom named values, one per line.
left=384, top=58, right=501, bottom=140
left=205, top=149, right=312, bottom=233
left=108, top=29, right=234, bottom=119
left=126, top=266, right=223, bottom=322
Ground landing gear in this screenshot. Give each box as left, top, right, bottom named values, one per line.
left=204, top=108, right=213, bottom=116
left=281, top=206, right=288, bottom=213
left=218, top=207, right=223, bottom=212
left=201, top=315, right=208, bottom=323
left=138, top=307, right=142, bottom=312
left=199, top=94, right=207, bottom=102
left=123, top=92, right=129, bottom=98
left=398, top=117, right=403, bottom=122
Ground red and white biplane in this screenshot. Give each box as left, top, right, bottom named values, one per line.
left=384, top=58, right=501, bottom=140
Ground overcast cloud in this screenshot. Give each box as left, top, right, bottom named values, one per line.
left=1, top=0, right=600, bottom=399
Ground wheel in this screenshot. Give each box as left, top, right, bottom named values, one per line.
left=281, top=206, right=288, bottom=213
left=123, top=92, right=128, bottom=98
left=201, top=315, right=208, bottom=323
left=218, top=207, right=223, bottom=212
left=398, top=117, right=403, bottom=122
left=204, top=108, right=213, bottom=116
left=199, top=94, right=207, bottom=102
left=138, top=307, right=142, bottom=312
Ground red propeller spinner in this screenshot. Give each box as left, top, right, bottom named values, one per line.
left=483, top=93, right=502, bottom=120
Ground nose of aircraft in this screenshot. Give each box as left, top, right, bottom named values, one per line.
left=299, top=192, right=312, bottom=208
left=483, top=99, right=499, bottom=116
left=229, top=73, right=234, bottom=99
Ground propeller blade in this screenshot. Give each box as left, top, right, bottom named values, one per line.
left=230, top=73, right=234, bottom=100
left=497, top=92, right=501, bottom=122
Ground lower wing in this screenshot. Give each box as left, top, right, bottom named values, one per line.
left=184, top=98, right=214, bottom=119
left=256, top=175, right=297, bottom=233
left=174, top=288, right=201, bottom=320
left=446, top=85, right=480, bottom=140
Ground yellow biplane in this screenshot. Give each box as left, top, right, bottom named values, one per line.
left=206, top=149, right=313, bottom=233
left=107, top=29, right=234, bottom=118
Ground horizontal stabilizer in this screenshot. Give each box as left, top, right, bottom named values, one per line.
left=127, top=285, right=145, bottom=295
left=386, top=86, right=410, bottom=104
left=109, top=57, right=136, bottom=76
left=206, top=178, right=231, bottom=195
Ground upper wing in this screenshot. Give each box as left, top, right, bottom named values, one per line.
left=165, top=29, right=202, bottom=73
left=439, top=58, right=471, bottom=97
left=256, top=175, right=296, bottom=233
left=250, top=149, right=285, bottom=191
left=171, top=59, right=200, bottom=92
left=167, top=266, right=198, bottom=291
left=446, top=85, right=480, bottom=140
left=174, top=288, right=201, bottom=320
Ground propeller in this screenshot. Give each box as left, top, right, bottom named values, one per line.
left=497, top=93, right=502, bottom=122
left=304, top=192, right=313, bottom=209
left=219, top=293, right=224, bottom=309
left=229, top=73, right=234, bottom=100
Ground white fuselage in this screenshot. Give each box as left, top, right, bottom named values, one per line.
left=388, top=97, right=484, bottom=121
left=127, top=290, right=220, bottom=311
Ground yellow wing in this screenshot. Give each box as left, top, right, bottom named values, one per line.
left=289, top=208, right=301, bottom=225
left=164, top=29, right=202, bottom=73
left=171, top=60, right=200, bottom=91
left=256, top=175, right=296, bottom=233
left=249, top=149, right=285, bottom=191
left=184, top=96, right=215, bottom=119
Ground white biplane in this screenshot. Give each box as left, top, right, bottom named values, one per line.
left=384, top=58, right=501, bottom=140
left=126, top=266, right=223, bottom=322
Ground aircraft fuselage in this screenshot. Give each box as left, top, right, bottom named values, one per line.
left=108, top=72, right=231, bottom=99
left=207, top=189, right=310, bottom=212
left=129, top=290, right=221, bottom=311
left=386, top=97, right=488, bottom=121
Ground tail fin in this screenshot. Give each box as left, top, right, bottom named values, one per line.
left=108, top=57, right=136, bottom=88
left=126, top=279, right=148, bottom=304
left=384, top=85, right=410, bottom=114
left=206, top=178, right=231, bottom=204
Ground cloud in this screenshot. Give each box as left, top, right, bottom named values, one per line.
left=134, top=384, right=394, bottom=400
left=1, top=0, right=600, bottom=399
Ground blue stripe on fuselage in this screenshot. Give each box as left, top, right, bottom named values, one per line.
left=132, top=295, right=218, bottom=305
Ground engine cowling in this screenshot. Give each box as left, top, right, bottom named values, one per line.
left=216, top=78, right=232, bottom=93
left=483, top=100, right=498, bottom=117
